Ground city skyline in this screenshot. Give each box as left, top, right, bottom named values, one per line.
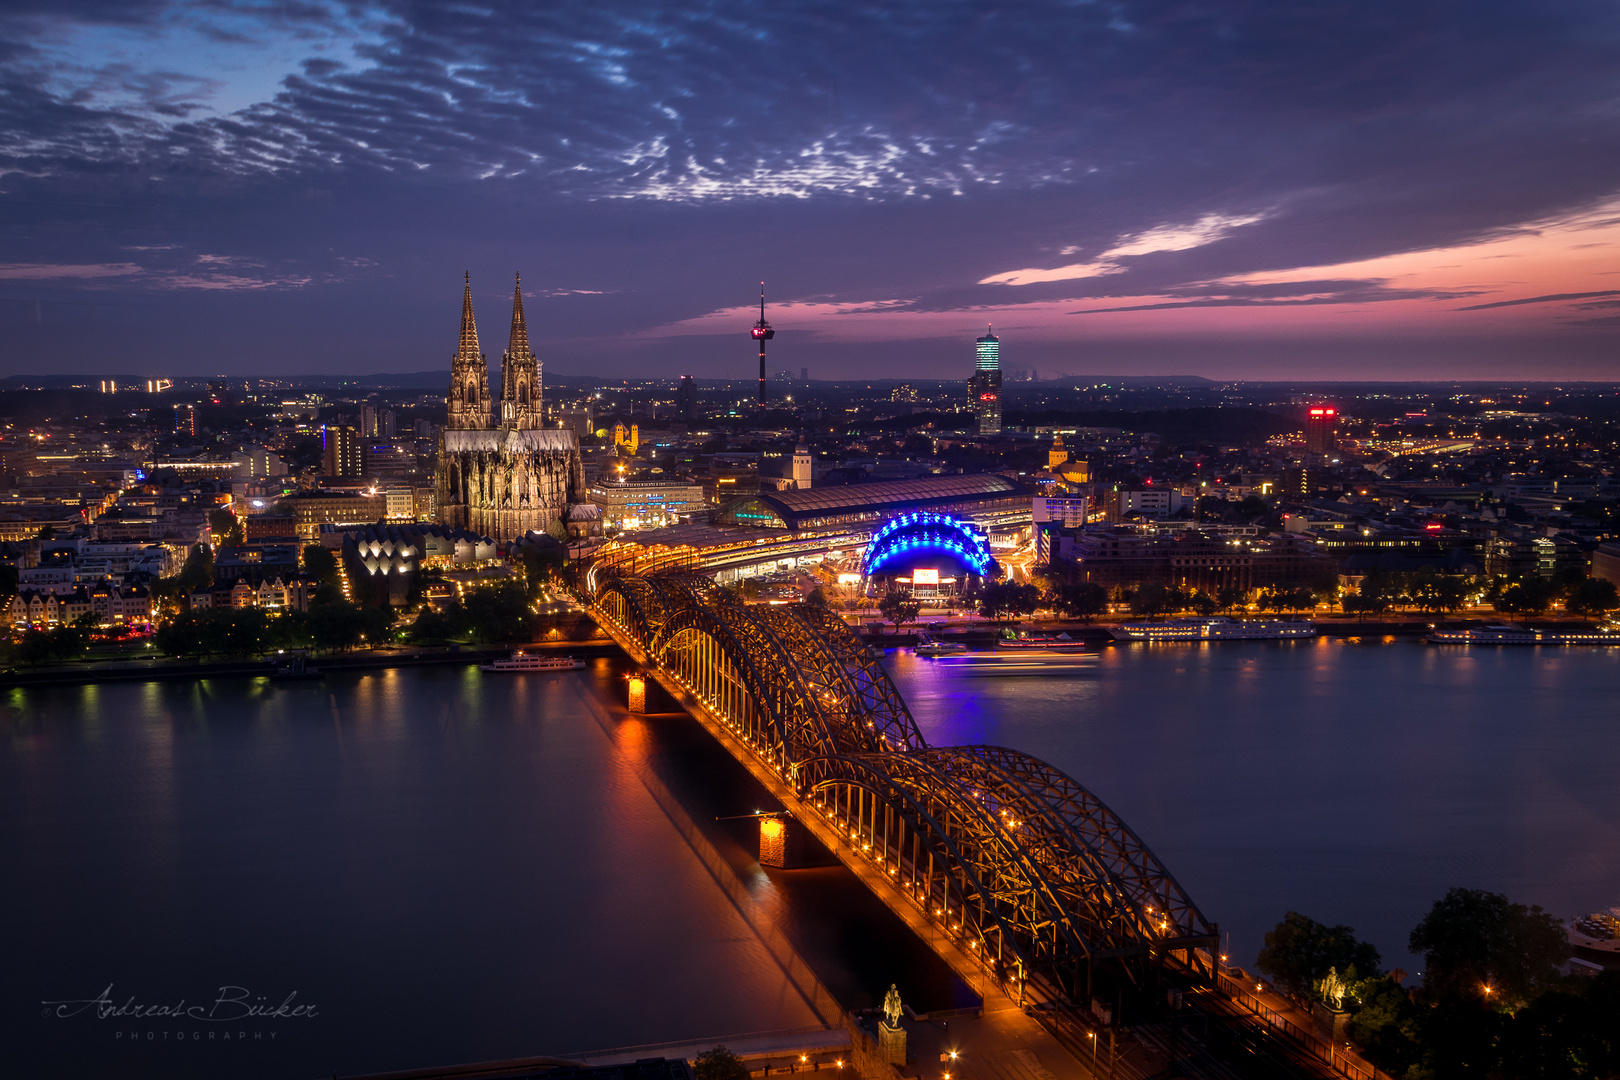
left=4, top=3, right=1620, bottom=381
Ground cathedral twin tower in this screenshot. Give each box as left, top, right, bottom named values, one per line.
left=435, top=274, right=585, bottom=541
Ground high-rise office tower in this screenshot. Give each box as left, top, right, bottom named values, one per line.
left=969, top=326, right=1002, bottom=435
left=1305, top=406, right=1337, bottom=461
left=677, top=375, right=697, bottom=423
left=323, top=424, right=363, bottom=477
left=174, top=403, right=197, bottom=437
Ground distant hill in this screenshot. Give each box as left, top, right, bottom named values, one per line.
left=1004, top=406, right=1296, bottom=445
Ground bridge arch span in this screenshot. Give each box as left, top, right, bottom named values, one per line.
left=590, top=571, right=1216, bottom=1000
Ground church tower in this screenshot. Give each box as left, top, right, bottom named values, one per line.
left=446, top=274, right=493, bottom=430
left=500, top=273, right=542, bottom=430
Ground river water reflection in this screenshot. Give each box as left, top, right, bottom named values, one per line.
left=1, top=664, right=821, bottom=1080
left=886, top=635, right=1620, bottom=975
left=3, top=639, right=1618, bottom=1077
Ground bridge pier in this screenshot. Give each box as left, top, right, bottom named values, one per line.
left=758, top=813, right=789, bottom=867
left=627, top=673, right=648, bottom=714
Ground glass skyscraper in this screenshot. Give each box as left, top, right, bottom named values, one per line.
left=971, top=327, right=1002, bottom=434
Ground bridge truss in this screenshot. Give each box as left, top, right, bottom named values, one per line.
left=595, top=572, right=1218, bottom=1003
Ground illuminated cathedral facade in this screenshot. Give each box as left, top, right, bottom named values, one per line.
left=434, top=274, right=585, bottom=541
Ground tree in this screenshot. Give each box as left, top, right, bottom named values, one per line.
left=1216, top=585, right=1247, bottom=613
left=308, top=602, right=368, bottom=653
left=175, top=545, right=214, bottom=592
left=408, top=606, right=466, bottom=645
left=1408, top=887, right=1568, bottom=1006
left=1495, top=971, right=1620, bottom=1078
left=1128, top=582, right=1184, bottom=617
left=1255, top=911, right=1382, bottom=1001
left=1347, top=977, right=1424, bottom=1074
left=302, top=545, right=340, bottom=592
left=517, top=541, right=566, bottom=599
left=979, top=580, right=1040, bottom=621
left=155, top=610, right=270, bottom=659
left=1187, top=589, right=1218, bottom=616
left=208, top=507, right=245, bottom=548
left=1051, top=581, right=1108, bottom=621
left=878, top=587, right=921, bottom=633
left=803, top=586, right=829, bottom=609
left=693, top=1046, right=750, bottom=1080
left=462, top=579, right=533, bottom=643
left=16, top=624, right=91, bottom=665
left=1566, top=576, right=1619, bottom=618
left=1495, top=579, right=1556, bottom=616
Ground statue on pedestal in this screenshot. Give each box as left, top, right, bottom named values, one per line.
left=879, top=983, right=906, bottom=1065
left=883, top=984, right=903, bottom=1027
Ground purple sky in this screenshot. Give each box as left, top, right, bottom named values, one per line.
left=4, top=1, right=1620, bottom=381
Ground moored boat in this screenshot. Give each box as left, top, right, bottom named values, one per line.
left=996, top=631, right=1086, bottom=651
left=271, top=651, right=322, bottom=681
left=1569, top=907, right=1620, bottom=967
left=1426, top=623, right=1620, bottom=646
left=915, top=632, right=968, bottom=657
left=1108, top=617, right=1316, bottom=642
left=479, top=651, right=586, bottom=672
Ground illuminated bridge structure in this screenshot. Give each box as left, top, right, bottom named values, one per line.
left=594, top=572, right=1219, bottom=1005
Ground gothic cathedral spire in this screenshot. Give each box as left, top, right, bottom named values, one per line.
left=446, top=273, right=493, bottom=430
left=500, top=272, right=542, bottom=430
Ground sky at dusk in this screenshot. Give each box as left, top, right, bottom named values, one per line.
left=4, top=1, right=1620, bottom=382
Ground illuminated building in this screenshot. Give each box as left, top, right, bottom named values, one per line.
left=174, top=403, right=197, bottom=437
left=969, top=326, right=1001, bottom=435
left=589, top=478, right=707, bottom=530
left=859, top=511, right=995, bottom=596
left=1305, top=406, right=1337, bottom=462
left=714, top=474, right=1026, bottom=532
left=1047, top=433, right=1069, bottom=469
left=322, top=424, right=363, bottom=477
left=677, top=375, right=697, bottom=422
left=434, top=273, right=586, bottom=540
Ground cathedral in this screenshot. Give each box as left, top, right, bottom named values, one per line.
left=434, top=274, right=586, bottom=541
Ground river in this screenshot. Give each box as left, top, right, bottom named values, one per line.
left=3, top=639, right=1617, bottom=1077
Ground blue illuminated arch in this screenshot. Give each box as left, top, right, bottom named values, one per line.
left=861, top=512, right=993, bottom=579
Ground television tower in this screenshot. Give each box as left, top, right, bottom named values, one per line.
left=750, top=281, right=775, bottom=404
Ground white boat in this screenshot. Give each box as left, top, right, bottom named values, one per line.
left=996, top=631, right=1087, bottom=651
left=1426, top=623, right=1620, bottom=646
left=1108, top=617, right=1316, bottom=642
left=479, top=651, right=586, bottom=672
left=1569, top=907, right=1620, bottom=963
left=915, top=633, right=968, bottom=657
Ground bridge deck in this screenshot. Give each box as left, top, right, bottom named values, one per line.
left=598, top=619, right=1095, bottom=1080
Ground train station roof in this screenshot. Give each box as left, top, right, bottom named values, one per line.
left=717, top=473, right=1025, bottom=530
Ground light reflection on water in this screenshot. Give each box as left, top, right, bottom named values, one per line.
left=886, top=637, right=1620, bottom=972
left=0, top=665, right=817, bottom=1080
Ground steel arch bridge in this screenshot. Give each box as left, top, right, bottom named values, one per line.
left=594, top=572, right=1217, bottom=1002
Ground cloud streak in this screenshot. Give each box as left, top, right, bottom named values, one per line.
left=3, top=1, right=1620, bottom=376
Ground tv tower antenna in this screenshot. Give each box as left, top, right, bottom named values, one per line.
left=750, top=281, right=775, bottom=404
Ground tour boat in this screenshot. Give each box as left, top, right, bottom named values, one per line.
left=479, top=651, right=586, bottom=673
left=1426, top=623, right=1620, bottom=646
left=996, top=631, right=1087, bottom=651
left=915, top=633, right=968, bottom=657
left=1569, top=907, right=1620, bottom=966
left=1107, top=617, right=1316, bottom=642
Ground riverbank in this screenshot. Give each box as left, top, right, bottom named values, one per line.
left=0, top=639, right=626, bottom=689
